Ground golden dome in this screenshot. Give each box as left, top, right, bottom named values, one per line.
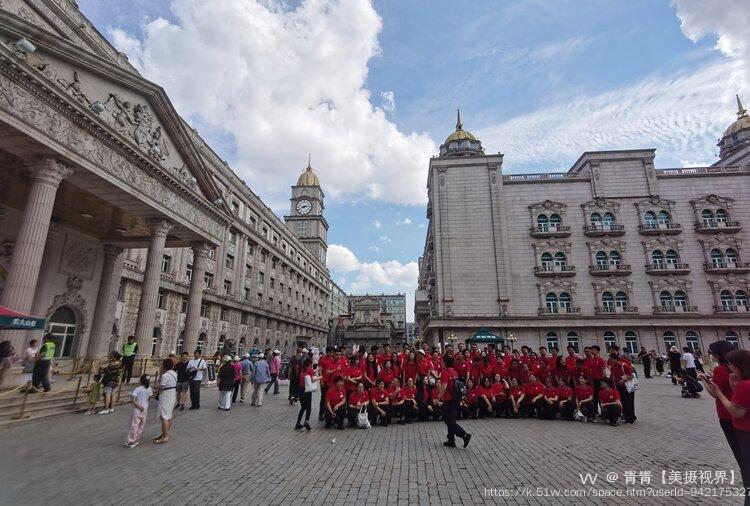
left=724, top=95, right=750, bottom=137
left=297, top=157, right=320, bottom=186
left=443, top=109, right=478, bottom=144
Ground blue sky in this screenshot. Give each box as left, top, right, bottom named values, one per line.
left=78, top=0, right=748, bottom=318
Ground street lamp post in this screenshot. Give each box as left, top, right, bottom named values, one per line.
left=507, top=332, right=517, bottom=350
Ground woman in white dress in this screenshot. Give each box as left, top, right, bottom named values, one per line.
left=154, top=358, right=177, bottom=444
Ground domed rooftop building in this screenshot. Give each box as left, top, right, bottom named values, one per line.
left=717, top=95, right=750, bottom=162
left=439, top=110, right=485, bottom=157
left=297, top=158, right=320, bottom=186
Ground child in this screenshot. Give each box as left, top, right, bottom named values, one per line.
left=125, top=375, right=153, bottom=448
left=84, top=374, right=102, bottom=415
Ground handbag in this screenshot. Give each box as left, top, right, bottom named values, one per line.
left=304, top=374, right=317, bottom=393
left=428, top=376, right=436, bottom=387
left=625, top=375, right=640, bottom=393
left=357, top=406, right=371, bottom=429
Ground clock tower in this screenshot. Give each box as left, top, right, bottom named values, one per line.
left=285, top=159, right=328, bottom=265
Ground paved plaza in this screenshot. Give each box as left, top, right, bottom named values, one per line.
left=0, top=373, right=742, bottom=505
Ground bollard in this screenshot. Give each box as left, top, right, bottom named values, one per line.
left=67, top=377, right=83, bottom=410
left=12, top=390, right=30, bottom=420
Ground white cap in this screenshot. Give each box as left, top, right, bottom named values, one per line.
left=233, top=356, right=240, bottom=361
left=302, top=348, right=308, bottom=354
left=258, top=353, right=265, bottom=358
left=244, top=353, right=250, bottom=358
left=274, top=350, right=280, bottom=354
left=223, top=355, right=232, bottom=362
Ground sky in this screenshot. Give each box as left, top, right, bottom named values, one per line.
left=77, top=0, right=749, bottom=321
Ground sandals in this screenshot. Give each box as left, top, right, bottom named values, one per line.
left=153, top=435, right=169, bottom=444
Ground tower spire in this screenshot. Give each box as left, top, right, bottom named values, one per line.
left=307, top=153, right=312, bottom=169
left=456, top=109, right=463, bottom=130
left=738, top=94, right=748, bottom=118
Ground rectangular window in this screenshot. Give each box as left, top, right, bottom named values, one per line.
left=186, top=264, right=193, bottom=282
left=226, top=254, right=235, bottom=270
left=232, top=201, right=240, bottom=215
left=161, top=254, right=172, bottom=273
left=247, top=242, right=255, bottom=255
left=244, top=288, right=250, bottom=301
left=245, top=264, right=253, bottom=279
left=220, top=307, right=228, bottom=321
left=200, top=302, right=209, bottom=317
left=270, top=278, right=276, bottom=289
left=258, top=272, right=265, bottom=285
left=181, top=297, right=188, bottom=313
left=298, top=221, right=309, bottom=238
left=224, top=280, right=232, bottom=295
left=208, top=249, right=216, bottom=260
left=229, top=230, right=237, bottom=244
left=157, top=289, right=166, bottom=309
left=204, top=272, right=214, bottom=288
left=241, top=312, right=249, bottom=325
left=117, top=282, right=125, bottom=302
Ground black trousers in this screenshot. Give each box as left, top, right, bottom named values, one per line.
left=591, top=380, right=601, bottom=415
left=686, top=367, right=697, bottom=379
left=443, top=399, right=467, bottom=443
left=721, top=419, right=743, bottom=472
left=541, top=400, right=558, bottom=420
left=642, top=359, right=651, bottom=378
left=477, top=400, right=493, bottom=419
left=122, top=356, right=135, bottom=383
left=296, top=392, right=312, bottom=424
left=32, top=360, right=51, bottom=391
left=578, top=401, right=594, bottom=419
left=189, top=380, right=201, bottom=408
left=601, top=404, right=622, bottom=425
left=734, top=428, right=750, bottom=504
left=318, top=385, right=329, bottom=420
left=369, top=404, right=390, bottom=425
left=559, top=400, right=575, bottom=420
left=617, top=384, right=636, bottom=423
left=388, top=404, right=404, bottom=423
left=403, top=401, right=417, bottom=422
left=231, top=380, right=240, bottom=403
left=325, top=404, right=346, bottom=427
left=494, top=399, right=512, bottom=418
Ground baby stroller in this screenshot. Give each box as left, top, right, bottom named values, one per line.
left=676, top=373, right=703, bottom=398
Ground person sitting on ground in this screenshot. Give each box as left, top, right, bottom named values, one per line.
left=348, top=382, right=370, bottom=427
left=542, top=377, right=559, bottom=420
left=401, top=377, right=417, bottom=424
left=388, top=377, right=406, bottom=425
left=324, top=375, right=347, bottom=430
left=675, top=371, right=703, bottom=398
left=509, top=378, right=524, bottom=418
left=522, top=374, right=545, bottom=418
left=598, top=379, right=622, bottom=426
left=429, top=379, right=443, bottom=421
left=476, top=377, right=493, bottom=418
left=369, top=378, right=390, bottom=426
left=557, top=378, right=575, bottom=420
left=490, top=374, right=510, bottom=418
left=575, top=375, right=595, bottom=421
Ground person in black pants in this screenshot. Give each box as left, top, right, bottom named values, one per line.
left=599, top=380, right=622, bottom=426
left=440, top=355, right=471, bottom=449
left=295, top=358, right=318, bottom=430
left=638, top=347, right=652, bottom=378
left=187, top=350, right=206, bottom=409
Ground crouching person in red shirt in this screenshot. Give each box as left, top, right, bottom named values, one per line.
left=325, top=376, right=347, bottom=430
left=491, top=374, right=511, bottom=418
left=508, top=378, right=524, bottom=418
left=461, top=379, right=479, bottom=419
left=521, top=374, right=545, bottom=418
left=598, top=379, right=622, bottom=426
left=369, top=379, right=390, bottom=427
left=556, top=379, right=575, bottom=420
left=429, top=379, right=444, bottom=421
left=348, top=382, right=370, bottom=427
left=477, top=378, right=494, bottom=419
left=388, top=378, right=406, bottom=425
left=402, top=378, right=417, bottom=424
left=575, top=376, right=595, bottom=421
left=542, top=377, right=558, bottom=420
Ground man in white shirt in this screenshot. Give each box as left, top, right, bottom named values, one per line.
left=187, top=349, right=207, bottom=409
left=681, top=347, right=697, bottom=379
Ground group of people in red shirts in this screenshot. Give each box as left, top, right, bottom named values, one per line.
left=307, top=340, right=636, bottom=432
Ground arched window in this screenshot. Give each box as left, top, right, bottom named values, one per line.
left=541, top=252, right=553, bottom=268
left=674, top=291, right=687, bottom=308
left=602, top=291, right=614, bottom=309
left=685, top=331, right=700, bottom=351
left=537, top=214, right=549, bottom=231
left=657, top=211, right=670, bottom=224
left=725, top=331, right=739, bottom=350
left=549, top=214, right=562, bottom=229
left=659, top=291, right=673, bottom=308
left=602, top=212, right=615, bottom=228
left=665, top=250, right=679, bottom=264
left=624, top=331, right=638, bottom=354
left=545, top=292, right=558, bottom=312
left=197, top=332, right=205, bottom=352
left=615, top=291, right=629, bottom=307
left=553, top=252, right=567, bottom=266
left=711, top=249, right=725, bottom=268
left=596, top=251, right=609, bottom=267
left=736, top=290, right=748, bottom=308
left=176, top=331, right=184, bottom=354
left=652, top=250, right=665, bottom=267
left=609, top=251, right=621, bottom=268
left=663, top=331, right=677, bottom=349
left=644, top=211, right=657, bottom=225
left=590, top=212, right=602, bottom=226
left=151, top=327, right=161, bottom=356
left=726, top=249, right=738, bottom=265
left=566, top=332, right=580, bottom=353
left=702, top=209, right=715, bottom=227
left=47, top=306, right=77, bottom=357
left=238, top=337, right=246, bottom=357
left=603, top=331, right=617, bottom=351
left=721, top=290, right=734, bottom=309
left=716, top=209, right=728, bottom=224
left=546, top=332, right=559, bottom=351
left=559, top=292, right=571, bottom=311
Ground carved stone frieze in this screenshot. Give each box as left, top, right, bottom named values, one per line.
left=46, top=275, right=88, bottom=335
left=58, top=232, right=96, bottom=279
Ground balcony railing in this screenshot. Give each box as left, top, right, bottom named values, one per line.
left=534, top=265, right=576, bottom=277
left=538, top=307, right=581, bottom=316
left=638, top=222, right=682, bottom=235
left=714, top=304, right=750, bottom=313
left=653, top=305, right=698, bottom=314
left=645, top=262, right=690, bottom=274
left=583, top=224, right=625, bottom=237
left=530, top=225, right=572, bottom=238
left=595, top=305, right=639, bottom=314
left=704, top=262, right=750, bottom=274
left=589, top=264, right=632, bottom=276
left=695, top=220, right=741, bottom=233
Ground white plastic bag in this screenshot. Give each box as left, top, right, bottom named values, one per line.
left=357, top=407, right=371, bottom=429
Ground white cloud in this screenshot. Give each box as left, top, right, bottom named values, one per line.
left=371, top=219, right=382, bottom=229
left=396, top=217, right=412, bottom=226
left=326, top=244, right=360, bottom=272
left=368, top=245, right=380, bottom=252
left=378, top=235, right=391, bottom=243
left=380, top=90, right=396, bottom=112
left=109, top=0, right=434, bottom=205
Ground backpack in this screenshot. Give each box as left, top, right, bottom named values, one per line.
left=453, top=378, right=467, bottom=401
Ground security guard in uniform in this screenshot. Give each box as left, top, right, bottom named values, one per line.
left=32, top=333, right=56, bottom=392
left=121, top=335, right=138, bottom=383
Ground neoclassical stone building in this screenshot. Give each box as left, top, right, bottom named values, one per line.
left=416, top=105, right=750, bottom=354
left=0, top=1, right=330, bottom=359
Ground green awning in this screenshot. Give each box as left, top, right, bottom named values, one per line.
left=466, top=327, right=503, bottom=344
left=0, top=305, right=46, bottom=330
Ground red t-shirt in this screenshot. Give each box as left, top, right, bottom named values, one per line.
left=557, top=385, right=574, bottom=400
left=345, top=365, right=362, bottom=391
left=544, top=386, right=558, bottom=399
left=509, top=386, right=523, bottom=401
left=325, top=385, right=346, bottom=406
left=430, top=388, right=441, bottom=403
left=440, top=368, right=458, bottom=402
left=403, top=362, right=418, bottom=381
left=388, top=385, right=404, bottom=404
left=731, top=380, right=750, bottom=432
left=713, top=364, right=733, bottom=420
left=299, top=367, right=314, bottom=388
left=318, top=355, right=333, bottom=385
left=587, top=356, right=606, bottom=380
left=376, top=353, right=388, bottom=366
left=565, top=355, right=578, bottom=374
left=454, top=360, right=467, bottom=378
left=466, top=388, right=479, bottom=405
left=369, top=387, right=388, bottom=404
left=418, top=358, right=434, bottom=376
left=610, top=362, right=633, bottom=384
left=575, top=384, right=593, bottom=401
left=349, top=391, right=369, bottom=406
left=490, top=383, right=507, bottom=402
left=377, top=368, right=395, bottom=385
left=402, top=385, right=416, bottom=400
left=529, top=362, right=541, bottom=376
left=599, top=388, right=620, bottom=404
left=523, top=381, right=544, bottom=400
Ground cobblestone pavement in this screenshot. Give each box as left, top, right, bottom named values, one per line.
left=0, top=373, right=742, bottom=505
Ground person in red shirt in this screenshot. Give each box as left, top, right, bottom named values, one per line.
left=316, top=347, right=335, bottom=421
left=363, top=353, right=378, bottom=390
left=344, top=355, right=363, bottom=396
left=541, top=377, right=558, bottom=420
left=587, top=345, right=607, bottom=417
left=402, top=352, right=418, bottom=385
left=476, top=378, right=494, bottom=418
left=388, top=378, right=406, bottom=425
left=490, top=374, right=510, bottom=418
left=598, top=379, right=622, bottom=426
left=564, top=346, right=579, bottom=383
left=522, top=374, right=545, bottom=418
left=377, top=344, right=391, bottom=367
left=324, top=376, right=347, bottom=430
left=574, top=375, right=595, bottom=421
left=701, top=341, right=739, bottom=469
left=461, top=379, right=479, bottom=419
left=536, top=360, right=550, bottom=384
left=295, top=357, right=319, bottom=431
left=609, top=353, right=636, bottom=424
left=438, top=355, right=471, bottom=448
left=402, top=377, right=417, bottom=424
left=389, top=352, right=401, bottom=380
left=556, top=378, right=575, bottom=420
left=378, top=360, right=396, bottom=386
left=428, top=379, right=443, bottom=421
left=454, top=354, right=468, bottom=382
left=480, top=356, right=494, bottom=384
left=507, top=359, right=521, bottom=384
left=508, top=378, right=524, bottom=417
left=369, top=379, right=390, bottom=426
left=519, top=364, right=531, bottom=385
left=348, top=382, right=370, bottom=427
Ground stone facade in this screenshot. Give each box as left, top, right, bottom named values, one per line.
left=416, top=109, right=750, bottom=355
left=330, top=296, right=397, bottom=349
left=0, top=1, right=330, bottom=360
left=348, top=293, right=407, bottom=341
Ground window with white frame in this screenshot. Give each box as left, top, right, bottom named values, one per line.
left=624, top=331, right=638, bottom=354
left=725, top=331, right=740, bottom=350
left=663, top=330, right=677, bottom=349
left=161, top=254, right=172, bottom=273
left=603, top=331, right=617, bottom=351
left=567, top=332, right=580, bottom=353
left=685, top=331, right=700, bottom=351
left=546, top=332, right=559, bottom=351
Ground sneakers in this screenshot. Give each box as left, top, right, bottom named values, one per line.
left=123, top=441, right=140, bottom=448
left=443, top=441, right=456, bottom=448
left=98, top=409, right=110, bottom=415
left=462, top=434, right=472, bottom=448
left=304, top=422, right=312, bottom=431
left=295, top=424, right=304, bottom=430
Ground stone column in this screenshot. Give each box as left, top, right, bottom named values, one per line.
left=133, top=219, right=172, bottom=357
left=182, top=242, right=211, bottom=353
left=86, top=245, right=124, bottom=357
left=0, top=158, right=71, bottom=350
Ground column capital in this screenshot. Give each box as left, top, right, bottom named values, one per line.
left=191, top=241, right=213, bottom=259
left=146, top=218, right=173, bottom=238
left=27, top=157, right=73, bottom=187
left=102, top=244, right=124, bottom=259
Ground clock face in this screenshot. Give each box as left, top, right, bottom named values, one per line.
left=296, top=199, right=312, bottom=215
